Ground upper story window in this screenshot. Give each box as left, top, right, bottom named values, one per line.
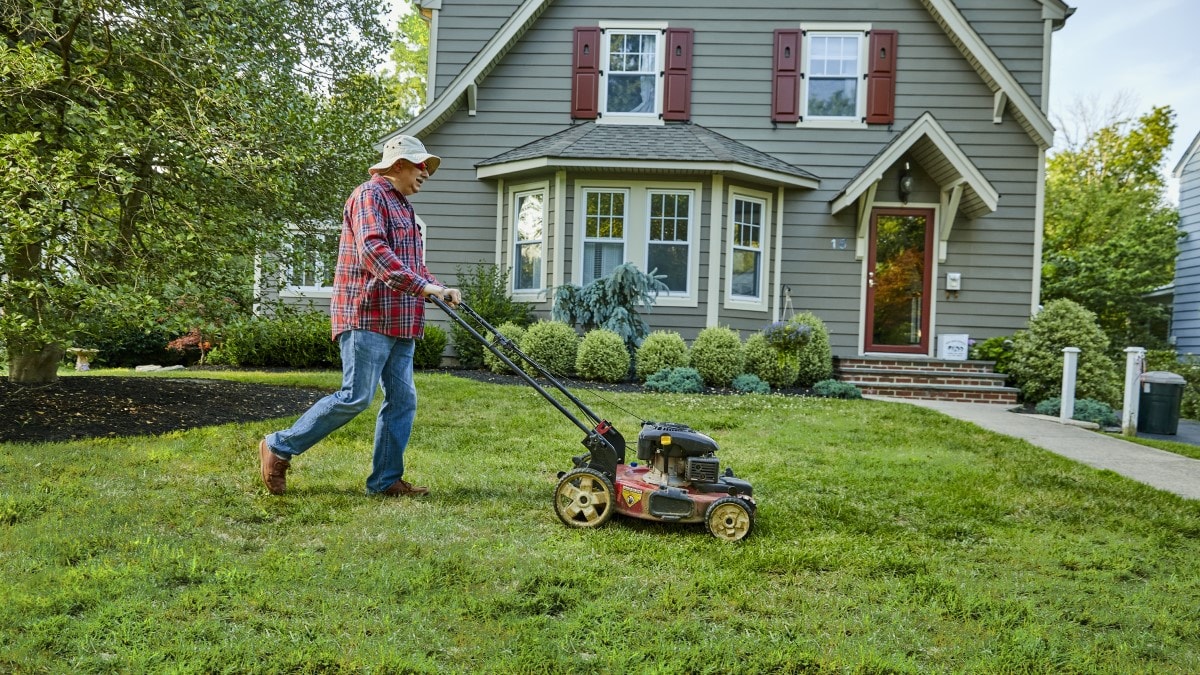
left=800, top=25, right=869, bottom=125
left=600, top=27, right=664, bottom=121
left=512, top=188, right=546, bottom=293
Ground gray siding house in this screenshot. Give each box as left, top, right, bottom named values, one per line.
left=277, top=0, right=1074, bottom=398
left=1171, top=130, right=1200, bottom=355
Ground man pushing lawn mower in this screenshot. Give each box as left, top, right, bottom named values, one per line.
left=258, top=136, right=460, bottom=498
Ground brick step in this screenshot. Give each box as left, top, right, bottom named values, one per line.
left=839, top=368, right=1009, bottom=388
left=848, top=382, right=1020, bottom=405
left=836, top=356, right=997, bottom=375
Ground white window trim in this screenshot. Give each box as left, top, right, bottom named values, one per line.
left=725, top=187, right=772, bottom=312
left=574, top=180, right=702, bottom=308
left=279, top=225, right=339, bottom=299
left=797, top=22, right=871, bottom=130
left=508, top=181, right=550, bottom=301
left=597, top=22, right=668, bottom=125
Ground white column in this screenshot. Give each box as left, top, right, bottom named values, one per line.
left=1122, top=347, right=1146, bottom=436
left=1060, top=347, right=1080, bottom=423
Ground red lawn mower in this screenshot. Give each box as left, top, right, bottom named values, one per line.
left=433, top=298, right=757, bottom=541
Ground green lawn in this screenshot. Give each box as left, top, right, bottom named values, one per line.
left=3, top=371, right=1199, bottom=673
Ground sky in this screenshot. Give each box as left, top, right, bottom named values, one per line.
left=1049, top=0, right=1200, bottom=200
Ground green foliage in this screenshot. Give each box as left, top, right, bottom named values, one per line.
left=386, top=3, right=430, bottom=120
left=449, top=264, right=533, bottom=369
left=1034, top=397, right=1120, bottom=427
left=1009, top=299, right=1121, bottom=405
left=1, top=0, right=405, bottom=383
left=552, top=263, right=667, bottom=354
left=643, top=367, right=704, bottom=393
left=969, top=335, right=1016, bottom=374
left=483, top=322, right=528, bottom=374
left=790, top=312, right=834, bottom=387
left=414, top=325, right=447, bottom=369
left=207, top=311, right=339, bottom=368
left=520, top=321, right=579, bottom=377
left=732, top=373, right=770, bottom=394
left=813, top=379, right=863, bottom=399
left=1042, top=105, right=1180, bottom=350
left=743, top=334, right=800, bottom=388
left=634, top=331, right=689, bottom=382
left=689, top=327, right=745, bottom=388
left=575, top=329, right=631, bottom=383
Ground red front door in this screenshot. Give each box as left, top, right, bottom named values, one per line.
left=865, top=208, right=934, bottom=354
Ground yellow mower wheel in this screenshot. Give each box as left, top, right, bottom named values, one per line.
left=554, top=468, right=615, bottom=529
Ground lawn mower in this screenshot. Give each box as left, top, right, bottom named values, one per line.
left=431, top=297, right=757, bottom=541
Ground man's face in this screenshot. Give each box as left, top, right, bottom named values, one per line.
left=382, top=159, right=429, bottom=196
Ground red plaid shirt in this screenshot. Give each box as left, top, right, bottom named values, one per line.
left=330, top=175, right=440, bottom=340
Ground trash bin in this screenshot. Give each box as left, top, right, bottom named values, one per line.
left=1138, top=371, right=1187, bottom=435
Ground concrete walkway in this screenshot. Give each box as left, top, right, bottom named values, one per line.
left=874, top=397, right=1200, bottom=500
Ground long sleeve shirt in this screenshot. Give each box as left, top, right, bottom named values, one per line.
left=329, top=175, right=440, bottom=340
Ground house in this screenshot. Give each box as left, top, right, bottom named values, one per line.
left=278, top=0, right=1075, bottom=402
left=1171, top=130, right=1200, bottom=355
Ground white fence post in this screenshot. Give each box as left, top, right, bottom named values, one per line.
left=1061, top=347, right=1080, bottom=423
left=1122, top=347, right=1146, bottom=436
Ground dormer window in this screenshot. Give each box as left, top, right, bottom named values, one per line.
left=600, top=27, right=664, bottom=121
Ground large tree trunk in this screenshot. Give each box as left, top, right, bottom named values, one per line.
left=8, top=344, right=65, bottom=385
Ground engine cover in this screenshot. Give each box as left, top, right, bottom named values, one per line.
left=637, top=422, right=720, bottom=460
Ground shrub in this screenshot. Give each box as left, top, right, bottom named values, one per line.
left=1034, top=397, right=1120, bottom=427
left=575, top=329, right=631, bottom=383
left=732, top=373, right=770, bottom=394
left=635, top=331, right=689, bottom=382
left=969, top=334, right=1016, bottom=374
left=448, top=264, right=533, bottom=369
left=743, top=334, right=800, bottom=388
left=790, top=313, right=834, bottom=386
left=414, top=325, right=448, bottom=369
left=483, top=322, right=528, bottom=374
left=552, top=263, right=668, bottom=354
left=1009, top=299, right=1121, bottom=405
left=520, top=321, right=579, bottom=376
left=208, top=311, right=339, bottom=368
left=644, top=367, right=704, bottom=394
left=690, top=326, right=744, bottom=388
left=812, top=379, right=863, bottom=399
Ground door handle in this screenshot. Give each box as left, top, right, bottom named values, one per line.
left=868, top=271, right=875, bottom=288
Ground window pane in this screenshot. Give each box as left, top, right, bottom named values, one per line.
left=516, top=193, right=543, bottom=241
left=515, top=242, right=542, bottom=290
left=648, top=243, right=688, bottom=292
left=607, top=32, right=657, bottom=114
left=583, top=241, right=624, bottom=285
left=808, top=78, right=857, bottom=117
left=607, top=74, right=656, bottom=113
left=732, top=249, right=761, bottom=298
left=287, top=232, right=336, bottom=288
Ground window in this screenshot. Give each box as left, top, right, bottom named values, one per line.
left=582, top=189, right=627, bottom=284
left=729, top=194, right=767, bottom=303
left=647, top=191, right=691, bottom=293
left=283, top=228, right=338, bottom=294
left=797, top=24, right=871, bottom=126
left=600, top=27, right=663, bottom=121
left=512, top=189, right=545, bottom=292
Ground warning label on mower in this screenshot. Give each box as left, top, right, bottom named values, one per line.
left=620, top=486, right=643, bottom=508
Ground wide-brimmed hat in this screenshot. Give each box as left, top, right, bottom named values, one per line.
left=369, top=135, right=441, bottom=175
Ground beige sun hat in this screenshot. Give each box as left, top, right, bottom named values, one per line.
left=369, top=135, right=441, bottom=175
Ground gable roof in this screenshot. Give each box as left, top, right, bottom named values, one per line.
left=476, top=123, right=820, bottom=188
left=393, top=0, right=1058, bottom=151
left=831, top=112, right=999, bottom=217
left=1174, top=129, right=1200, bottom=178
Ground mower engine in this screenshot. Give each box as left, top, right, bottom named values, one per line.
left=637, top=422, right=744, bottom=490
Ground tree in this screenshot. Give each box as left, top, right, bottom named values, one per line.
left=386, top=2, right=429, bottom=120
left=1041, top=104, right=1180, bottom=352
left=1, top=0, right=406, bottom=384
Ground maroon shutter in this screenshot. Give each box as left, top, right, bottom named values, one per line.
left=662, top=28, right=693, bottom=121
left=771, top=29, right=801, bottom=122
left=865, top=29, right=897, bottom=124
left=571, top=27, right=601, bottom=119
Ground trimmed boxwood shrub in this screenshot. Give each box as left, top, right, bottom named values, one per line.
left=791, top=312, right=833, bottom=387
left=483, top=322, right=527, bottom=374
left=1009, top=299, right=1120, bottom=405
left=1034, top=397, right=1120, bottom=427
left=576, top=329, right=631, bottom=383
left=732, top=373, right=770, bottom=394
left=743, top=333, right=800, bottom=388
left=690, top=326, right=744, bottom=388
left=414, top=324, right=448, bottom=369
left=813, top=379, right=863, bottom=399
left=635, top=331, right=689, bottom=382
left=520, top=321, right=579, bottom=377
left=644, top=367, right=704, bottom=394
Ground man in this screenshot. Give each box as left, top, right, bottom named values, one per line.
left=258, top=135, right=460, bottom=497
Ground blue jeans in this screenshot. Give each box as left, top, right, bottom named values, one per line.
left=266, top=330, right=417, bottom=493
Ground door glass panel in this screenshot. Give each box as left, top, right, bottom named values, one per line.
left=871, top=214, right=927, bottom=348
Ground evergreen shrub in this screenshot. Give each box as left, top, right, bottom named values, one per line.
left=483, top=322, right=527, bottom=374
left=644, top=367, right=704, bottom=394
left=1009, top=299, right=1120, bottom=405
left=1034, top=397, right=1120, bottom=427
left=732, top=373, right=770, bottom=394
left=635, top=331, right=689, bottom=382
left=813, top=379, right=863, bottom=399
left=576, top=329, right=631, bottom=383
left=689, top=326, right=744, bottom=388
left=743, top=334, right=799, bottom=388
left=791, top=313, right=834, bottom=386
left=520, top=321, right=579, bottom=376
left=414, top=325, right=447, bottom=369
left=448, top=264, right=533, bottom=369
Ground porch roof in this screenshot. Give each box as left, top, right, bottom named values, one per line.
left=475, top=122, right=820, bottom=189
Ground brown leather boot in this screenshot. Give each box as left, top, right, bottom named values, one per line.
left=259, top=439, right=290, bottom=495
left=382, top=479, right=429, bottom=496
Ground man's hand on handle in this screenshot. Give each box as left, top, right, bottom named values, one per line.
left=423, top=284, right=462, bottom=307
